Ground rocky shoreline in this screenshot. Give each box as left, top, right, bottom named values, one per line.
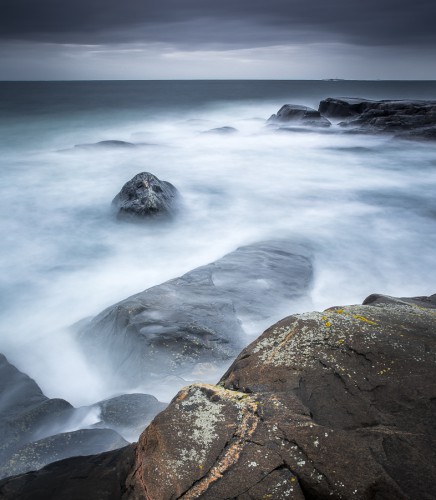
left=268, top=97, right=436, bottom=141
left=0, top=97, right=435, bottom=498
left=1, top=292, right=435, bottom=499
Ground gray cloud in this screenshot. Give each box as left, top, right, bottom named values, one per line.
left=1, top=0, right=435, bottom=49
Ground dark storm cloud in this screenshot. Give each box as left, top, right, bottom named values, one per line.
left=1, top=0, right=435, bottom=48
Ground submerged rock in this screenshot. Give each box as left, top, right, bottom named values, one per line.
left=74, top=140, right=136, bottom=149
left=77, top=240, right=313, bottom=386
left=268, top=104, right=331, bottom=127
left=2, top=293, right=436, bottom=498
left=204, top=126, right=238, bottom=134
left=318, top=97, right=436, bottom=140
left=112, top=172, right=180, bottom=221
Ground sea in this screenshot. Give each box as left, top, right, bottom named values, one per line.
left=1, top=80, right=435, bottom=406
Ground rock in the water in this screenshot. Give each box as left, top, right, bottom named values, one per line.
left=204, top=126, right=238, bottom=134
left=125, top=294, right=436, bottom=499
left=2, top=293, right=436, bottom=499
left=318, top=97, right=436, bottom=140
left=111, top=172, right=180, bottom=221
left=77, top=240, right=313, bottom=386
left=74, top=140, right=136, bottom=149
left=89, top=393, right=167, bottom=441
left=0, top=354, right=74, bottom=466
left=268, top=104, right=331, bottom=127
left=0, top=445, right=136, bottom=500
left=0, top=428, right=128, bottom=479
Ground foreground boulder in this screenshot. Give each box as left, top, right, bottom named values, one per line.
left=268, top=104, right=331, bottom=127
left=77, top=240, right=313, bottom=387
left=112, top=172, right=180, bottom=221
left=3, top=293, right=435, bottom=499
left=318, top=97, right=436, bottom=140
left=125, top=293, right=436, bottom=499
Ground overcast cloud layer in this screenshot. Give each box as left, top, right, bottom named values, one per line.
left=1, top=0, right=435, bottom=79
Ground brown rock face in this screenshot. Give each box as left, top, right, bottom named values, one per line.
left=126, top=296, right=436, bottom=499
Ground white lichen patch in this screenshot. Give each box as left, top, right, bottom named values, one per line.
left=179, top=387, right=225, bottom=458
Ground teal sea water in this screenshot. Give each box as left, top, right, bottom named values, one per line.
left=1, top=80, right=436, bottom=404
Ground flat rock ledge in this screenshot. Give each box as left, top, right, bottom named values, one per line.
left=1, top=293, right=435, bottom=499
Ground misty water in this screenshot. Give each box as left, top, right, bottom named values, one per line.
left=1, top=80, right=436, bottom=410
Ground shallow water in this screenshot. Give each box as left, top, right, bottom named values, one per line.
left=1, top=80, right=436, bottom=405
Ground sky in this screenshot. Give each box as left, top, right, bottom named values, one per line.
left=0, top=0, right=435, bottom=80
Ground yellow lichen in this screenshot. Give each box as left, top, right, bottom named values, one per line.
left=352, top=315, right=377, bottom=325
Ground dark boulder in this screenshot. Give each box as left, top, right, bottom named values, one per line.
left=0, top=429, right=128, bottom=479
left=77, top=240, right=313, bottom=387
left=268, top=104, right=331, bottom=127
left=111, top=172, right=180, bottom=221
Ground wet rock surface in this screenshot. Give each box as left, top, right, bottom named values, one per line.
left=125, top=293, right=436, bottom=499
left=0, top=354, right=164, bottom=479
left=2, top=293, right=435, bottom=499
left=268, top=104, right=331, bottom=128
left=0, top=445, right=136, bottom=500
left=0, top=354, right=74, bottom=469
left=112, top=172, right=180, bottom=221
left=0, top=428, right=128, bottom=479
left=318, top=97, right=436, bottom=140
left=77, top=240, right=313, bottom=386
left=89, top=393, right=167, bottom=441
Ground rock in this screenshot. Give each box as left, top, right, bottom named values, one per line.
left=0, top=429, right=128, bottom=479
left=204, top=126, right=238, bottom=134
left=125, top=294, right=436, bottom=499
left=77, top=240, right=313, bottom=386
left=111, top=172, right=180, bottom=221
left=268, top=104, right=331, bottom=127
left=318, top=97, right=436, bottom=140
left=0, top=445, right=135, bottom=500
left=89, top=393, right=167, bottom=441
left=2, top=293, right=436, bottom=499
left=74, top=140, right=136, bottom=149
left=0, top=354, right=148, bottom=478
left=0, top=354, right=74, bottom=465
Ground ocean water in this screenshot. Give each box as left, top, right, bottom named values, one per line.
left=1, top=80, right=436, bottom=405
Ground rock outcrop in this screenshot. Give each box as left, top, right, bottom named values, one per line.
left=0, top=354, right=74, bottom=469
left=0, top=429, right=128, bottom=479
left=0, top=445, right=136, bottom=500
left=125, top=293, right=436, bottom=499
left=2, top=293, right=435, bottom=499
left=0, top=354, right=164, bottom=479
left=77, top=240, right=313, bottom=386
left=318, top=97, right=436, bottom=140
left=268, top=104, right=331, bottom=128
left=112, top=172, right=180, bottom=221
